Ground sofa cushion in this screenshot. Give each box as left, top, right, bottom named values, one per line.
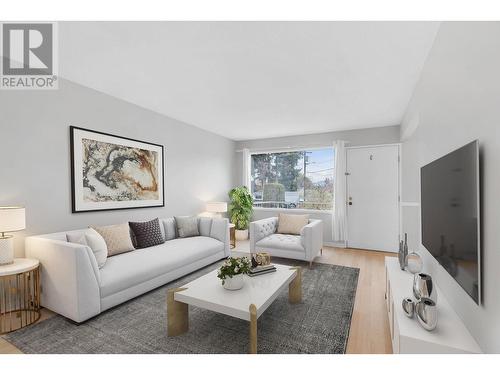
left=161, top=218, right=177, bottom=240
left=175, top=216, right=200, bottom=238
left=198, top=217, right=212, bottom=237
left=255, top=233, right=304, bottom=252
left=277, top=213, right=309, bottom=235
left=91, top=223, right=135, bottom=256
left=67, top=228, right=108, bottom=268
left=99, top=236, right=224, bottom=297
left=129, top=218, right=165, bottom=249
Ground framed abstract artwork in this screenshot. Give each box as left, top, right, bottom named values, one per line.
left=70, top=126, right=164, bottom=213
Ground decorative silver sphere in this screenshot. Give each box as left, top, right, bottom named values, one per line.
left=406, top=252, right=423, bottom=274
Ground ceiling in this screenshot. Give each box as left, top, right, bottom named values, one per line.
left=59, top=22, right=440, bottom=140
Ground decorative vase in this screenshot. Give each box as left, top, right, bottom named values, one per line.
left=415, top=297, right=438, bottom=331
left=413, top=273, right=437, bottom=303
left=223, top=274, right=244, bottom=290
left=398, top=233, right=409, bottom=270
left=235, top=229, right=249, bottom=241
left=398, top=240, right=405, bottom=270
left=406, top=252, right=423, bottom=274
left=401, top=297, right=415, bottom=318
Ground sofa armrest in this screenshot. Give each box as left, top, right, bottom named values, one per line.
left=210, top=218, right=230, bottom=257
left=250, top=217, right=278, bottom=252
left=25, top=236, right=101, bottom=322
left=301, top=219, right=323, bottom=261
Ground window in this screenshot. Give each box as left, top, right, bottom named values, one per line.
left=250, top=148, right=335, bottom=211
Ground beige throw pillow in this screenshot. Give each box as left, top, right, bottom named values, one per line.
left=91, top=223, right=135, bottom=256
left=277, top=213, right=309, bottom=235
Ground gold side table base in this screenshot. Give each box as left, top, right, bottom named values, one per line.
left=167, top=287, right=189, bottom=336
left=0, top=266, right=41, bottom=334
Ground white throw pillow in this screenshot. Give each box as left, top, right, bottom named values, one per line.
left=85, top=228, right=108, bottom=268
left=66, top=229, right=108, bottom=268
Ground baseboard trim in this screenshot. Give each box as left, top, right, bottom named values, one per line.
left=323, top=241, right=346, bottom=248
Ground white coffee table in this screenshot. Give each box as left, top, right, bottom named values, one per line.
left=167, top=264, right=302, bottom=354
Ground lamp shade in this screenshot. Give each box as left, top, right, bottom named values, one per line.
left=0, top=207, right=26, bottom=233
left=206, top=202, right=227, bottom=213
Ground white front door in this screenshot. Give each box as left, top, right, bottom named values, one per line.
left=346, top=145, right=400, bottom=252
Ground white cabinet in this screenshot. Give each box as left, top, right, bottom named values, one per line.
left=385, top=257, right=481, bottom=354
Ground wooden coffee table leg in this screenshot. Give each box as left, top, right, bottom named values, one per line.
left=167, top=287, right=189, bottom=336
left=288, top=267, right=302, bottom=304
left=249, top=304, right=257, bottom=354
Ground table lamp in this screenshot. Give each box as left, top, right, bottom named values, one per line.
left=206, top=202, right=227, bottom=218
left=0, top=206, right=26, bottom=265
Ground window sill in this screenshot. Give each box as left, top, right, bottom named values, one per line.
left=253, top=207, right=333, bottom=215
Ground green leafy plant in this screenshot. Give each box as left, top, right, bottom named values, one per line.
left=228, top=186, right=253, bottom=230
left=217, top=257, right=252, bottom=285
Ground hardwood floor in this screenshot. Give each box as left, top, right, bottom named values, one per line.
left=234, top=241, right=395, bottom=354
left=316, top=247, right=395, bottom=354
left=0, top=243, right=395, bottom=354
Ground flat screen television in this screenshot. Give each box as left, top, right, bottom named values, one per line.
left=421, top=140, right=481, bottom=304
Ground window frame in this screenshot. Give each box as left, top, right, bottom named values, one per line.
left=247, top=145, right=335, bottom=212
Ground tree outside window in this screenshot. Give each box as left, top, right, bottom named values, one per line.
left=250, top=148, right=334, bottom=210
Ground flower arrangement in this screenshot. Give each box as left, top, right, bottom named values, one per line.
left=217, top=257, right=251, bottom=285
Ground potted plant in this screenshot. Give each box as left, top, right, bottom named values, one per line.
left=228, top=186, right=253, bottom=240
left=217, top=257, right=251, bottom=290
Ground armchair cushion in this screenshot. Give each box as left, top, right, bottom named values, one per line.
left=255, top=233, right=304, bottom=252
left=277, top=213, right=310, bottom=235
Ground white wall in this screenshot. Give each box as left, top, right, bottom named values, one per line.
left=400, top=22, right=500, bottom=352
left=0, top=79, right=235, bottom=256
left=235, top=125, right=401, bottom=243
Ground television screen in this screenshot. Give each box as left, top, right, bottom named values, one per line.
left=421, top=140, right=480, bottom=304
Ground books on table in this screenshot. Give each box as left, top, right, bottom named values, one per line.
left=248, top=264, right=276, bottom=277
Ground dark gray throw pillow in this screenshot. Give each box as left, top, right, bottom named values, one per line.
left=175, top=216, right=199, bottom=238
left=129, top=218, right=165, bottom=249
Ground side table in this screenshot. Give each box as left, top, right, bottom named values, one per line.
left=228, top=223, right=236, bottom=249
left=0, top=258, right=41, bottom=334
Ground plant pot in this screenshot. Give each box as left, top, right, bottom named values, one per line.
left=235, top=229, right=248, bottom=241
left=223, top=274, right=245, bottom=290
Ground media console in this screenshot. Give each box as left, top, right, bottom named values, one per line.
left=385, top=257, right=481, bottom=353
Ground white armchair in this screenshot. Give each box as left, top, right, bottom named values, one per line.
left=249, top=217, right=323, bottom=267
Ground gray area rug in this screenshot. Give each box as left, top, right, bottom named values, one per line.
left=5, top=259, right=359, bottom=354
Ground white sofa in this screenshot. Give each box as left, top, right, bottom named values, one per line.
left=25, top=217, right=230, bottom=323
left=249, top=217, right=323, bottom=267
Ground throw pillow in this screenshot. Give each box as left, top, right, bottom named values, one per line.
left=129, top=218, right=165, bottom=249
left=161, top=217, right=177, bottom=240
left=84, top=228, right=108, bottom=268
left=198, top=217, right=213, bottom=237
left=175, top=216, right=199, bottom=238
left=277, top=213, right=310, bottom=235
left=91, top=223, right=135, bottom=256
left=67, top=229, right=108, bottom=268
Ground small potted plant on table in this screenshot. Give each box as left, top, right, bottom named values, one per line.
left=217, top=257, right=251, bottom=290
left=228, top=186, right=253, bottom=240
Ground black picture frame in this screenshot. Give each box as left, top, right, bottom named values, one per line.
left=70, top=126, right=165, bottom=213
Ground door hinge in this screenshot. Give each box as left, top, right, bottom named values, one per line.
left=345, top=172, right=350, bottom=176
